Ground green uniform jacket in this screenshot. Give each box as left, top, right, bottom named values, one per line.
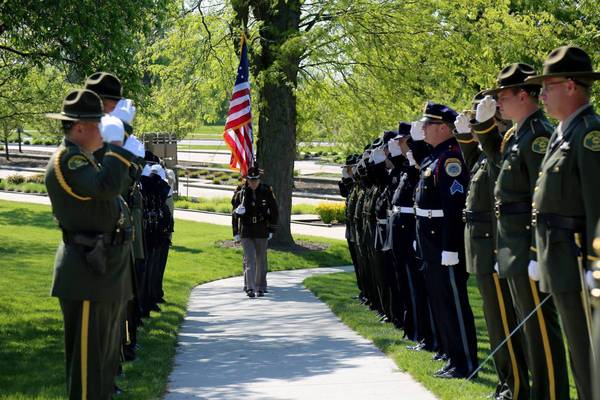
left=475, top=109, right=552, bottom=278
left=345, top=183, right=359, bottom=242
left=231, top=183, right=279, bottom=238
left=533, top=105, right=600, bottom=293
left=45, top=139, right=136, bottom=302
left=457, top=131, right=498, bottom=275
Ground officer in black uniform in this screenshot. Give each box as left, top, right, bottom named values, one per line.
left=232, top=164, right=279, bottom=298
left=414, top=102, right=478, bottom=379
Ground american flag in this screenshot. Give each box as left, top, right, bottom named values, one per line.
left=223, top=36, right=253, bottom=176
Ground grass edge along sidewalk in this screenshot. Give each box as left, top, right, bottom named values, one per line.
left=304, top=272, right=579, bottom=400
left=0, top=200, right=351, bottom=400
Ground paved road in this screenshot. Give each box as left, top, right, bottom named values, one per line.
left=164, top=267, right=437, bottom=400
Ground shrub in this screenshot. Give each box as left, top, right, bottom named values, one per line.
left=25, top=174, right=45, bottom=184
left=292, top=204, right=316, bottom=215
left=315, top=202, right=346, bottom=224
left=212, top=178, right=222, bottom=185
left=6, top=174, right=25, bottom=185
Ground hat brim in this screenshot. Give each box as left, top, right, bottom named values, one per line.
left=246, top=176, right=261, bottom=180
left=100, top=94, right=123, bottom=100
left=482, top=82, right=541, bottom=96
left=420, top=116, right=439, bottom=123
left=525, top=71, right=600, bottom=85
left=45, top=113, right=102, bottom=122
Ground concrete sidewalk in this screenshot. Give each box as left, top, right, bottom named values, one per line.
left=0, top=192, right=347, bottom=240
left=165, top=267, right=437, bottom=400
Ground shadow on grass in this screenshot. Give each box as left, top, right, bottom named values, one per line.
left=170, top=244, right=204, bottom=255
left=0, top=207, right=57, bottom=230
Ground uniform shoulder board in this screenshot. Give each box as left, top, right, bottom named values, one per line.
left=583, top=130, right=600, bottom=152
left=531, top=136, right=549, bottom=154
left=444, top=157, right=463, bottom=177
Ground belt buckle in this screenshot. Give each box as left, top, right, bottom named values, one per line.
left=462, top=209, right=467, bottom=223
left=531, top=209, right=538, bottom=227
left=252, top=216, right=257, bottom=223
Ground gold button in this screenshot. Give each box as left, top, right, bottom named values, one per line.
left=526, top=225, right=530, bottom=230
left=592, top=288, right=600, bottom=298
left=593, top=237, right=600, bottom=253
left=532, top=202, right=536, bottom=207
left=554, top=167, right=559, bottom=172
left=538, top=171, right=542, bottom=176
left=485, top=233, right=490, bottom=237
left=534, top=187, right=538, bottom=192
left=431, top=230, right=435, bottom=234
left=593, top=270, right=600, bottom=280
left=507, top=165, right=512, bottom=170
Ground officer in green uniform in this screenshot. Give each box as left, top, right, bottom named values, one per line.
left=527, top=45, right=600, bottom=400
left=44, top=89, right=136, bottom=399
left=232, top=164, right=279, bottom=298
left=454, top=93, right=528, bottom=399
left=475, top=63, right=569, bottom=400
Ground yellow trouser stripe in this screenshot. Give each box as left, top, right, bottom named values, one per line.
left=493, top=273, right=520, bottom=400
left=529, top=279, right=555, bottom=400
left=81, top=300, right=90, bottom=400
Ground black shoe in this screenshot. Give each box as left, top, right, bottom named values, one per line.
left=433, top=361, right=453, bottom=376
left=406, top=342, right=425, bottom=351
left=257, top=291, right=264, bottom=297
left=247, top=290, right=256, bottom=298
left=114, top=384, right=125, bottom=396
left=436, top=368, right=470, bottom=379
left=243, top=286, right=247, bottom=292
left=157, top=298, right=166, bottom=304
left=263, top=289, right=269, bottom=293
left=149, top=304, right=161, bottom=312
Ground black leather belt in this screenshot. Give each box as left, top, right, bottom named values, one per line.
left=62, top=228, right=133, bottom=247
left=462, top=210, right=493, bottom=223
left=495, top=201, right=531, bottom=217
left=533, top=212, right=585, bottom=232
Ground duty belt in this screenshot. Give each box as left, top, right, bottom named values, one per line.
left=244, top=215, right=265, bottom=224
left=415, top=207, right=444, bottom=218
left=494, top=201, right=531, bottom=218
left=62, top=228, right=133, bottom=247
left=532, top=211, right=585, bottom=232
left=462, top=210, right=493, bottom=223
left=392, top=205, right=415, bottom=214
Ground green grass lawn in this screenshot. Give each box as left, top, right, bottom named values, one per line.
left=0, top=200, right=351, bottom=399
left=304, top=272, right=578, bottom=400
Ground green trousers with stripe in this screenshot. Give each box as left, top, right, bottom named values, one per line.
left=60, top=299, right=122, bottom=400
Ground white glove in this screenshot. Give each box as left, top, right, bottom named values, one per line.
left=410, top=121, right=425, bottom=141
left=494, top=262, right=499, bottom=273
left=122, top=135, right=145, bottom=157
left=100, top=115, right=125, bottom=143
left=412, top=240, right=417, bottom=251
left=371, top=148, right=387, bottom=164
left=476, top=95, right=497, bottom=123
left=389, top=139, right=403, bottom=157
left=455, top=112, right=472, bottom=134
left=268, top=233, right=273, bottom=241
left=233, top=234, right=241, bottom=242
left=406, top=151, right=416, bottom=166
left=111, top=98, right=136, bottom=125
left=141, top=164, right=152, bottom=176
left=342, top=168, right=350, bottom=179
left=361, top=151, right=371, bottom=161
left=527, top=260, right=540, bottom=281
left=585, top=270, right=595, bottom=290
left=441, top=251, right=459, bottom=266
left=235, top=205, right=246, bottom=215
left=150, top=164, right=167, bottom=181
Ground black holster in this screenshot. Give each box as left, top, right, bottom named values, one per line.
left=85, top=235, right=108, bottom=275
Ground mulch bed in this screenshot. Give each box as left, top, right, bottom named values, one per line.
left=218, top=239, right=330, bottom=252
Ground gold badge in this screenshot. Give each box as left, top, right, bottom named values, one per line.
left=67, top=155, right=90, bottom=170
left=424, top=168, right=432, bottom=177
left=583, top=130, right=600, bottom=152
left=444, top=158, right=462, bottom=177
left=531, top=136, right=549, bottom=154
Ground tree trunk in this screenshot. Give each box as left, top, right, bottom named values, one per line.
left=238, top=0, right=301, bottom=247
left=256, top=80, right=297, bottom=246
left=3, top=134, right=9, bottom=161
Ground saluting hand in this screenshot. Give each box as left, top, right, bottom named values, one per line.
left=475, top=95, right=497, bottom=123
left=410, top=121, right=425, bottom=141
left=454, top=112, right=472, bottom=134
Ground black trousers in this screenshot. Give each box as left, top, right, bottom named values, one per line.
left=423, top=261, right=478, bottom=375
left=476, top=273, right=529, bottom=399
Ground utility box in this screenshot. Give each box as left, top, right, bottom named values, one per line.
left=141, top=132, right=179, bottom=194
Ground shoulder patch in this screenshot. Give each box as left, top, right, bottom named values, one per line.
left=583, top=131, right=600, bottom=152
left=444, top=158, right=462, bottom=177
left=67, top=155, right=90, bottom=170
left=531, top=136, right=549, bottom=154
